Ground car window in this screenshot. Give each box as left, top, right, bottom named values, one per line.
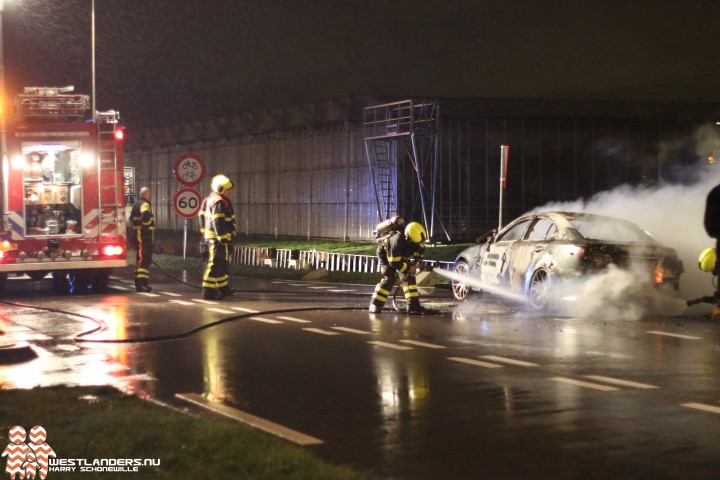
left=568, top=216, right=658, bottom=244
left=497, top=220, right=530, bottom=242
left=526, top=218, right=557, bottom=240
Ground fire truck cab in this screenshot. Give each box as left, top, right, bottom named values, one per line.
left=0, top=86, right=127, bottom=294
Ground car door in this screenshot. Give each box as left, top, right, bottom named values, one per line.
left=508, top=216, right=558, bottom=291
left=479, top=218, right=532, bottom=288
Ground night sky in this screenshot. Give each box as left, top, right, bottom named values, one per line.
left=4, top=0, right=720, bottom=131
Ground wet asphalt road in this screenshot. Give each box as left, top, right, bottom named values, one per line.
left=1, top=269, right=720, bottom=480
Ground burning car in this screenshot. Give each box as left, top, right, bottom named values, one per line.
left=451, top=211, right=683, bottom=309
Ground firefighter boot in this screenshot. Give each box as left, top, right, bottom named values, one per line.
left=219, top=285, right=234, bottom=298
left=406, top=300, right=428, bottom=315
left=368, top=304, right=382, bottom=313
left=135, top=282, right=152, bottom=293
left=203, top=287, right=222, bottom=300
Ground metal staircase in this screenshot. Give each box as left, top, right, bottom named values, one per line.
left=96, top=111, right=122, bottom=240
left=363, top=99, right=449, bottom=241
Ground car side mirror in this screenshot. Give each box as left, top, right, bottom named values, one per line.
left=477, top=229, right=496, bottom=245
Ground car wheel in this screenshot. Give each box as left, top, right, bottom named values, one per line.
left=528, top=269, right=551, bottom=310
left=452, top=260, right=472, bottom=300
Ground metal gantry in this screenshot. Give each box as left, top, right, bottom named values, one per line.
left=363, top=99, right=449, bottom=241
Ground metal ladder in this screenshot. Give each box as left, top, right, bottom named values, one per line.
left=372, top=140, right=397, bottom=219
left=96, top=111, right=121, bottom=240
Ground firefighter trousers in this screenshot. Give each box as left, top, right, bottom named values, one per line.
left=134, top=237, right=153, bottom=288
left=202, top=241, right=230, bottom=297
left=370, top=267, right=420, bottom=309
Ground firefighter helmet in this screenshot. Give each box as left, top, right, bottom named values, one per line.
left=699, top=247, right=716, bottom=273
left=211, top=174, right=234, bottom=193
left=405, top=222, right=427, bottom=244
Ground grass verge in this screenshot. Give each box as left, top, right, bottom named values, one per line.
left=0, top=386, right=386, bottom=480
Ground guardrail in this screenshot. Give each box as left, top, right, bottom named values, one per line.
left=232, top=245, right=454, bottom=273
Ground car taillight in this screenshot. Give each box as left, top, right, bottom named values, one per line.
left=102, top=245, right=123, bottom=256
left=567, top=245, right=585, bottom=259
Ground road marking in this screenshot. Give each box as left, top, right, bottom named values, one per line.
left=289, top=284, right=307, bottom=286
left=550, top=377, right=620, bottom=391
left=308, top=286, right=334, bottom=289
left=399, top=339, right=446, bottom=349
left=249, top=316, right=283, bottom=324
left=176, top=393, right=323, bottom=445
left=111, top=285, right=130, bottom=291
left=332, top=327, right=371, bottom=335
left=681, top=402, right=720, bottom=415
left=584, top=375, right=658, bottom=389
left=169, top=300, right=194, bottom=306
left=479, top=355, right=539, bottom=367
left=303, top=328, right=340, bottom=336
left=55, top=344, right=80, bottom=352
left=138, top=292, right=161, bottom=297
left=647, top=330, right=702, bottom=340
left=276, top=316, right=312, bottom=323
left=232, top=307, right=260, bottom=313
left=207, top=308, right=235, bottom=314
left=160, top=291, right=183, bottom=297
left=192, top=299, right=218, bottom=305
left=368, top=341, right=413, bottom=351
left=328, top=289, right=357, bottom=293
left=448, top=356, right=503, bottom=368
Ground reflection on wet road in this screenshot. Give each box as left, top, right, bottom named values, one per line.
left=1, top=272, right=720, bottom=479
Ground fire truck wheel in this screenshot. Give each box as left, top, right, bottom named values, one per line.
left=91, top=269, right=110, bottom=293
left=27, top=271, right=49, bottom=281
left=68, top=271, right=91, bottom=295
left=52, top=272, right=70, bottom=294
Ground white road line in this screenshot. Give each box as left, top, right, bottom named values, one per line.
left=232, top=307, right=260, bottom=313
left=176, top=393, right=323, bottom=445
left=584, top=375, right=658, bottom=389
left=303, top=328, right=340, bottom=336
left=448, top=356, right=503, bottom=368
left=308, top=286, right=334, bottom=289
left=160, top=291, right=183, bottom=297
left=55, top=345, right=80, bottom=352
left=331, top=327, right=371, bottom=335
left=480, top=355, right=539, bottom=367
left=138, top=292, right=161, bottom=297
left=328, top=289, right=357, bottom=293
left=192, top=299, right=218, bottom=305
left=249, top=317, right=284, bottom=324
left=289, top=284, right=307, bottom=286
left=368, top=341, right=413, bottom=351
left=399, top=339, right=446, bottom=349
left=169, top=300, right=194, bottom=306
left=681, top=402, right=720, bottom=415
left=207, top=308, right=235, bottom=314
left=550, top=377, right=620, bottom=391
left=111, top=286, right=130, bottom=291
left=647, top=330, right=702, bottom=340
left=276, top=316, right=312, bottom=324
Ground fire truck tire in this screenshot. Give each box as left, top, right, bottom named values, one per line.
left=52, top=272, right=70, bottom=294
left=27, top=271, right=49, bottom=281
left=68, top=271, right=91, bottom=295
left=91, top=269, right=111, bottom=293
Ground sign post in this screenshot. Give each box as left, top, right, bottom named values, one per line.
left=173, top=154, right=206, bottom=258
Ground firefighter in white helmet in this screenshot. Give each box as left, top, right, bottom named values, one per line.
left=198, top=174, right=236, bottom=300
left=370, top=220, right=428, bottom=314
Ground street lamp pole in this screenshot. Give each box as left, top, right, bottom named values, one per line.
left=91, top=0, right=96, bottom=118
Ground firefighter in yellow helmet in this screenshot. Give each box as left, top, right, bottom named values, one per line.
left=198, top=174, right=236, bottom=300
left=370, top=220, right=428, bottom=313
left=129, top=187, right=155, bottom=292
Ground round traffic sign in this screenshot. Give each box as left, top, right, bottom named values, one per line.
left=174, top=154, right=206, bottom=186
left=172, top=187, right=202, bottom=219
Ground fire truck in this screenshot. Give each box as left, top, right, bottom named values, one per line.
left=0, top=86, right=127, bottom=294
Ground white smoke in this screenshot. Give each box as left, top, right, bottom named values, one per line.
left=531, top=127, right=720, bottom=316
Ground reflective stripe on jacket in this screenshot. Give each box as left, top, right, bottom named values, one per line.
left=198, top=192, right=236, bottom=242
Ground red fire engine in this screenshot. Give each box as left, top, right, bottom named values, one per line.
left=0, top=86, right=127, bottom=294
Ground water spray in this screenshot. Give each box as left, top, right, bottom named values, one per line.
left=433, top=267, right=527, bottom=303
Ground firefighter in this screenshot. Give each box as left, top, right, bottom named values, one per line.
left=199, top=174, right=236, bottom=300
left=370, top=221, right=428, bottom=313
left=130, top=187, right=155, bottom=292
left=704, top=183, right=720, bottom=297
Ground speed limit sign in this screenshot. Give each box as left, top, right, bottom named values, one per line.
left=172, top=187, right=202, bottom=219
left=174, top=154, right=206, bottom=186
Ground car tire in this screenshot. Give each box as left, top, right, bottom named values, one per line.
left=528, top=268, right=552, bottom=310
left=452, top=260, right=478, bottom=301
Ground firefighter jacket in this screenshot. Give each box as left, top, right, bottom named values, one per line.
left=199, top=192, right=236, bottom=243
left=378, top=231, right=425, bottom=273
left=130, top=198, right=155, bottom=243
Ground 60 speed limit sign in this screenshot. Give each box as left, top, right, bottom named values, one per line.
left=172, top=187, right=202, bottom=219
